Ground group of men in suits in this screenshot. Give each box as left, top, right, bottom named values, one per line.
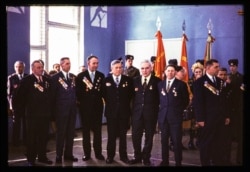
left=8, top=56, right=244, bottom=167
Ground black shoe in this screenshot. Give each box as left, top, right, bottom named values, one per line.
left=64, top=155, right=78, bottom=162
left=96, top=154, right=105, bottom=160
left=56, top=156, right=62, bottom=163
left=169, top=145, right=174, bottom=151
left=143, top=159, right=151, bottom=166
left=159, top=161, right=169, bottom=166
left=188, top=142, right=196, bottom=150
left=38, top=158, right=53, bottom=165
left=120, top=157, right=130, bottom=164
left=129, top=158, right=142, bottom=164
left=175, top=162, right=182, bottom=166
left=182, top=145, right=188, bottom=150
left=196, top=140, right=200, bottom=148
left=82, top=155, right=91, bottom=161
left=74, top=133, right=78, bottom=138
left=27, top=161, right=36, bottom=166
left=106, top=157, right=113, bottom=164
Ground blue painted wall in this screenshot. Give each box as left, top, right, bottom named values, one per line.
left=7, top=7, right=30, bottom=75
left=7, top=5, right=244, bottom=77
left=84, top=5, right=244, bottom=76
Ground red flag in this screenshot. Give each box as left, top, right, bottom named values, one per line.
left=154, top=31, right=166, bottom=80
left=180, top=33, right=189, bottom=83
left=203, top=33, right=215, bottom=67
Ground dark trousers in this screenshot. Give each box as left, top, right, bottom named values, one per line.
left=159, top=121, right=182, bottom=165
left=106, top=117, right=129, bottom=159
left=80, top=111, right=103, bottom=157
left=198, top=121, right=224, bottom=166
left=131, top=116, right=157, bottom=160
left=12, top=112, right=26, bottom=145
left=56, top=105, right=76, bottom=157
left=26, top=116, right=50, bottom=162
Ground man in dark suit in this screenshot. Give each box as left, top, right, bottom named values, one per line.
left=158, top=64, right=189, bottom=166
left=13, top=60, right=53, bottom=166
left=193, top=59, right=229, bottom=166
left=51, top=57, right=78, bottom=163
left=75, top=55, right=105, bottom=161
left=102, top=59, right=134, bottom=164
left=129, top=59, right=161, bottom=166
left=7, top=60, right=28, bottom=146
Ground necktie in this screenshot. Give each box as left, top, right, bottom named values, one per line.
left=213, top=77, right=217, bottom=86
left=166, top=80, right=171, bottom=92
left=143, top=78, right=147, bottom=90
left=18, top=74, right=22, bottom=80
left=39, top=76, right=43, bottom=83
left=91, top=72, right=95, bottom=82
left=116, top=77, right=119, bottom=87
left=66, top=73, right=69, bottom=81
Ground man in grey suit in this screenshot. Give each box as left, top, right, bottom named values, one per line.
left=158, top=64, right=189, bottom=166
left=129, top=59, right=161, bottom=166
left=51, top=57, right=78, bottom=163
left=102, top=59, right=134, bottom=164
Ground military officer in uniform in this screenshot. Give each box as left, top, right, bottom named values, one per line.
left=123, top=55, right=140, bottom=130
left=123, top=54, right=140, bottom=79
left=228, top=58, right=244, bottom=165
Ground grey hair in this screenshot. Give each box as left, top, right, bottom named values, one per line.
left=14, top=60, right=25, bottom=67
left=140, top=59, right=152, bottom=67
left=110, top=60, right=122, bottom=68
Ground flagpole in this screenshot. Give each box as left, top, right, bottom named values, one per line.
left=154, top=16, right=166, bottom=80
left=180, top=20, right=189, bottom=83
left=204, top=18, right=215, bottom=67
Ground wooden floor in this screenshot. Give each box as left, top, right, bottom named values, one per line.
left=6, top=124, right=242, bottom=168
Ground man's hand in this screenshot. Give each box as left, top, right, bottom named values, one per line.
left=196, top=121, right=205, bottom=128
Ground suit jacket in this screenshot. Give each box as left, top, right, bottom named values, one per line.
left=51, top=71, right=76, bottom=109
left=193, top=74, right=226, bottom=124
left=103, top=75, right=134, bottom=119
left=158, top=78, right=189, bottom=123
left=13, top=74, right=52, bottom=118
left=7, top=73, right=28, bottom=110
left=75, top=70, right=105, bottom=118
left=132, top=75, right=161, bottom=121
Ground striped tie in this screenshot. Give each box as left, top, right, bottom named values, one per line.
left=116, top=77, right=119, bottom=87
left=166, top=80, right=171, bottom=92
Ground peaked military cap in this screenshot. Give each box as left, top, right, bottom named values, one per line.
left=195, top=59, right=205, bottom=66
left=151, top=56, right=156, bottom=62
left=125, top=55, right=134, bottom=60
left=228, top=59, right=238, bottom=66
left=168, top=59, right=178, bottom=66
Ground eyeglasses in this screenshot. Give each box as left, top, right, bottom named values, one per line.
left=194, top=71, right=202, bottom=74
